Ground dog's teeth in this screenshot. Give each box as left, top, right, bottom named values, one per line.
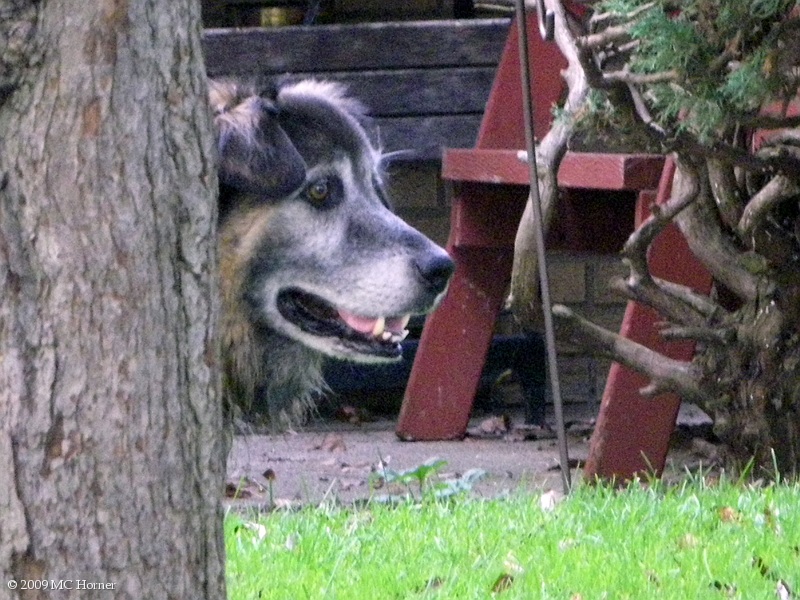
left=385, top=330, right=409, bottom=344
left=399, top=314, right=411, bottom=330
left=372, top=317, right=386, bottom=337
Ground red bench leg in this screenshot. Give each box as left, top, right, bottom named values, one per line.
left=584, top=161, right=713, bottom=480
left=396, top=246, right=514, bottom=440
left=396, top=183, right=527, bottom=440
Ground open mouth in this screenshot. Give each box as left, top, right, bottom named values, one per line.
left=276, top=288, right=412, bottom=359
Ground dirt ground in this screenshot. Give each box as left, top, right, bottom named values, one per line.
left=225, top=403, right=713, bottom=509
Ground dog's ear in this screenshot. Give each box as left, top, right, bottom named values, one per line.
left=210, top=81, right=306, bottom=198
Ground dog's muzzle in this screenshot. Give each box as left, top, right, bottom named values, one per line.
left=277, top=288, right=412, bottom=359
left=416, top=253, right=455, bottom=296
left=276, top=251, right=454, bottom=361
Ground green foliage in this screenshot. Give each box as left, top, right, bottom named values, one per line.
left=369, top=457, right=487, bottom=503
left=225, top=478, right=800, bottom=599
left=569, top=90, right=663, bottom=152
left=595, top=0, right=798, bottom=143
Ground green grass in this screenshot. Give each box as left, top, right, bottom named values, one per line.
left=225, top=478, right=800, bottom=599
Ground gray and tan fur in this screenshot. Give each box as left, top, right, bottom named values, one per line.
left=211, top=79, right=454, bottom=426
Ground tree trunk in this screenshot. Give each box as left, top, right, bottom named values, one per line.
left=679, top=163, right=800, bottom=477
left=0, top=2, right=225, bottom=598
left=697, top=285, right=800, bottom=477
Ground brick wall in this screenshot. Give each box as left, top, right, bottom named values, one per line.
left=548, top=252, right=628, bottom=408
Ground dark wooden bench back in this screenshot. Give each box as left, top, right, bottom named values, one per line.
left=202, top=19, right=510, bottom=160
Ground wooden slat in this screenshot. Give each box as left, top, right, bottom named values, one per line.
left=559, top=152, right=666, bottom=190
left=292, top=67, right=497, bottom=118
left=442, top=148, right=665, bottom=190
left=376, top=114, right=483, bottom=159
left=202, top=19, right=510, bottom=76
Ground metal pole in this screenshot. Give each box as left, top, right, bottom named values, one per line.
left=513, top=0, right=572, bottom=493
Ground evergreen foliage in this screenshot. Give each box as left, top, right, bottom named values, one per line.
left=593, top=0, right=799, bottom=143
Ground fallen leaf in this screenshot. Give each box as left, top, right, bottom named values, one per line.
left=718, top=506, right=740, bottom=523
left=491, top=573, right=514, bottom=594
left=776, top=579, right=793, bottom=600
left=540, top=489, right=565, bottom=512
left=314, top=434, right=346, bottom=453
left=711, top=581, right=737, bottom=597
left=242, top=521, right=267, bottom=542
left=225, top=481, right=252, bottom=499
left=285, top=533, right=299, bottom=551
left=678, top=533, right=700, bottom=549
left=338, top=478, right=364, bottom=491
left=504, top=551, right=524, bottom=576
left=467, top=415, right=510, bottom=438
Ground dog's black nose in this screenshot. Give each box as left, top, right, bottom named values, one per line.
left=417, top=253, right=455, bottom=293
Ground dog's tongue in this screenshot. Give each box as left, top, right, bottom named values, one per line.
left=337, top=310, right=409, bottom=337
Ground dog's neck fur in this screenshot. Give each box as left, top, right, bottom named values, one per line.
left=219, top=214, right=326, bottom=426
left=220, top=291, right=326, bottom=426
left=253, top=329, right=326, bottom=426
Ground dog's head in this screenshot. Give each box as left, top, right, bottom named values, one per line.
left=212, top=79, right=454, bottom=365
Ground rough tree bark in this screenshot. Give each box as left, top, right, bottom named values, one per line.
left=0, top=1, right=225, bottom=597
left=512, top=0, right=800, bottom=478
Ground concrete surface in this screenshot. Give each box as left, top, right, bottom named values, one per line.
left=225, top=403, right=712, bottom=509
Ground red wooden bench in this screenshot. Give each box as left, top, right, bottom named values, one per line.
left=396, top=12, right=713, bottom=482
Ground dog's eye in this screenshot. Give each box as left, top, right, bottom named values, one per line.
left=306, top=179, right=330, bottom=204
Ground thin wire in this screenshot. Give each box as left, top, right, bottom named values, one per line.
left=513, top=0, right=571, bottom=493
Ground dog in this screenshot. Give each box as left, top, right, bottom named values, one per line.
left=210, top=79, right=454, bottom=426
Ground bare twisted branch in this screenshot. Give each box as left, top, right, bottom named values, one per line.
left=553, top=305, right=709, bottom=404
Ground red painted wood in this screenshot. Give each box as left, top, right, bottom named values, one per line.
left=450, top=182, right=528, bottom=248
left=396, top=186, right=527, bottom=440
left=475, top=14, right=566, bottom=149
left=442, top=148, right=665, bottom=190
left=558, top=153, right=665, bottom=191
left=752, top=97, right=800, bottom=149
left=397, top=14, right=566, bottom=440
left=443, top=148, right=529, bottom=184
left=396, top=247, right=517, bottom=440
left=583, top=160, right=714, bottom=481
